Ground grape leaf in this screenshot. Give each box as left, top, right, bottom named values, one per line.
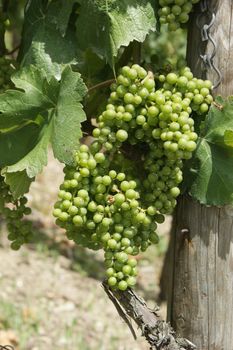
left=76, top=0, right=156, bottom=65
left=19, top=0, right=78, bottom=78
left=6, top=121, right=53, bottom=178
left=0, top=123, right=40, bottom=168
left=224, top=130, right=233, bottom=147
left=0, top=66, right=53, bottom=129
left=187, top=97, right=233, bottom=206
left=18, top=0, right=48, bottom=62
left=51, top=66, right=87, bottom=164
left=0, top=65, right=86, bottom=192
left=4, top=171, right=33, bottom=199
left=54, top=0, right=77, bottom=37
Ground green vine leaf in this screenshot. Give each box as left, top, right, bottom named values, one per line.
left=76, top=0, right=156, bottom=66
left=224, top=130, right=233, bottom=147
left=3, top=171, right=33, bottom=199
left=55, top=0, right=78, bottom=37
left=5, top=121, right=53, bottom=178
left=0, top=123, right=41, bottom=168
left=187, top=97, right=233, bottom=206
left=0, top=65, right=87, bottom=196
left=51, top=65, right=87, bottom=164
left=19, top=0, right=78, bottom=78
left=0, top=66, right=53, bottom=129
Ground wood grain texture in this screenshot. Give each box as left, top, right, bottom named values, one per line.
left=168, top=1, right=233, bottom=349
left=169, top=197, right=233, bottom=349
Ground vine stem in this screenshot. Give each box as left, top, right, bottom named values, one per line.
left=7, top=45, right=20, bottom=56
left=88, top=79, right=116, bottom=93
left=132, top=41, right=141, bottom=64
left=103, top=281, right=197, bottom=350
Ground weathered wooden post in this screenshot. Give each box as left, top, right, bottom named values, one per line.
left=168, top=1, right=233, bottom=349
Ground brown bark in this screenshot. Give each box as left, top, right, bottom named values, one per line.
left=103, top=281, right=196, bottom=350
left=168, top=1, right=233, bottom=349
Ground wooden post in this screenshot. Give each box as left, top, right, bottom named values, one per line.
left=168, top=1, right=233, bottom=349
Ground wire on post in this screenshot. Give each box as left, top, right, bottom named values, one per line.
left=196, top=0, right=222, bottom=89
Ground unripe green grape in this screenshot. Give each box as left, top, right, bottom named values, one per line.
left=101, top=232, right=111, bottom=243
left=126, top=276, right=136, bottom=287
left=170, top=187, right=180, bottom=197
left=177, top=76, right=188, bottom=87
left=93, top=213, right=103, bottom=223
left=167, top=13, right=176, bottom=23
left=147, top=206, right=157, bottom=216
left=138, top=87, right=149, bottom=99
left=172, top=5, right=181, bottom=15
left=11, top=241, right=21, bottom=251
left=150, top=233, right=159, bottom=244
left=118, top=280, right=128, bottom=291
left=143, top=78, right=155, bottom=91
left=59, top=212, right=69, bottom=222
left=52, top=64, right=211, bottom=290
left=95, top=152, right=105, bottom=163
left=182, top=3, right=192, bottom=13
left=106, top=268, right=115, bottom=277
left=134, top=95, right=143, bottom=105
left=136, top=115, right=146, bottom=125
left=112, top=233, right=121, bottom=242
left=147, top=105, right=160, bottom=117
left=122, top=265, right=132, bottom=275
left=108, top=239, right=118, bottom=249
left=179, top=12, right=189, bottom=23
left=127, top=68, right=138, bottom=80
left=73, top=215, right=83, bottom=226
left=124, top=93, right=134, bottom=104
left=116, top=252, right=128, bottom=263
left=193, top=94, right=204, bottom=105
left=108, top=276, right=117, bottom=286
left=116, top=172, right=126, bottom=181
left=53, top=208, right=62, bottom=217
left=109, top=170, right=117, bottom=179
left=160, top=6, right=170, bottom=16
left=166, top=72, right=178, bottom=85
left=114, top=193, right=125, bottom=206
left=128, top=258, right=137, bottom=268
left=116, top=129, right=128, bottom=142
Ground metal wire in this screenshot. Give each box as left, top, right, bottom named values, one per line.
left=196, top=0, right=222, bottom=89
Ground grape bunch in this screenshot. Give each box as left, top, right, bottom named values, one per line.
left=158, top=0, right=201, bottom=31
left=0, top=175, right=32, bottom=250
left=0, top=56, right=14, bottom=93
left=53, top=64, right=212, bottom=290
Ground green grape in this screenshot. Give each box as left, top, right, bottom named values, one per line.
left=53, top=64, right=212, bottom=291
left=118, top=280, right=128, bottom=291
left=0, top=175, right=33, bottom=248
left=158, top=0, right=201, bottom=30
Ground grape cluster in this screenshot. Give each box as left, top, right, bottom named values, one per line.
left=0, top=175, right=32, bottom=250
left=158, top=0, right=200, bottom=31
left=53, top=64, right=212, bottom=290
left=53, top=146, right=158, bottom=290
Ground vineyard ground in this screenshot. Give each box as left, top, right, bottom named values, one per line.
left=0, top=150, right=171, bottom=350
